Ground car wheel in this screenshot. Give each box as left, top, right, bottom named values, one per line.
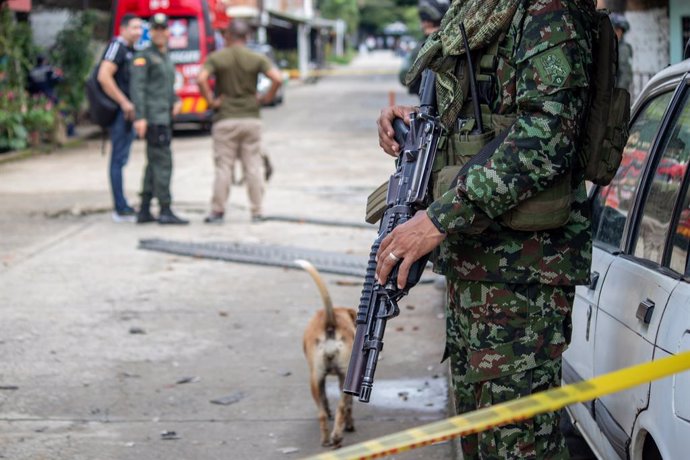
left=642, top=437, right=662, bottom=460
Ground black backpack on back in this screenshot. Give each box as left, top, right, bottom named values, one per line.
left=86, top=64, right=119, bottom=128
left=579, top=11, right=631, bottom=185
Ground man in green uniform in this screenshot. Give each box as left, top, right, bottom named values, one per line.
left=131, top=13, right=188, bottom=225
left=611, top=13, right=633, bottom=94
left=376, top=1, right=595, bottom=458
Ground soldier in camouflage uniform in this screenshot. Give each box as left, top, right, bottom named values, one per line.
left=375, top=1, right=595, bottom=458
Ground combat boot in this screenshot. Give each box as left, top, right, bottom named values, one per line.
left=137, top=201, right=157, bottom=224
left=158, top=205, right=189, bottom=225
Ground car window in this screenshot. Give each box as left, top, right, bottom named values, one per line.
left=591, top=92, right=674, bottom=250
left=633, top=90, right=690, bottom=265
left=666, top=101, right=690, bottom=273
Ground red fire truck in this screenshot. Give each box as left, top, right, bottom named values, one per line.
left=110, top=0, right=230, bottom=126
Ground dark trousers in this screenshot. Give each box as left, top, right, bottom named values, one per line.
left=109, top=110, right=135, bottom=212
left=141, top=125, right=172, bottom=206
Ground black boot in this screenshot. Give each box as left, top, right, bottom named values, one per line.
left=137, top=201, right=157, bottom=224
left=158, top=205, right=189, bottom=225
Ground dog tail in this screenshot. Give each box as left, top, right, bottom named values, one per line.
left=294, top=259, right=336, bottom=330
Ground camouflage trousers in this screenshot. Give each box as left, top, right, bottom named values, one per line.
left=445, top=280, right=574, bottom=460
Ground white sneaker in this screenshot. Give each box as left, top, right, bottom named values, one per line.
left=112, top=211, right=136, bottom=223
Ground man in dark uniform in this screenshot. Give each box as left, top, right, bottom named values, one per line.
left=130, top=13, right=188, bottom=225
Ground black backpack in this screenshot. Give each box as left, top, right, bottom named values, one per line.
left=85, top=64, right=118, bottom=128
left=579, top=11, right=631, bottom=185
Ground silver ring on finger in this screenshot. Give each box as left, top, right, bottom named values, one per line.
left=388, top=252, right=400, bottom=262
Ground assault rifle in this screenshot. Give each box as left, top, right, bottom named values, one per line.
left=343, top=70, right=443, bottom=402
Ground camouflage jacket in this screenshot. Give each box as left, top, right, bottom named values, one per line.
left=426, top=0, right=595, bottom=286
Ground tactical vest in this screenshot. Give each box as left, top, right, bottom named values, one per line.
left=431, top=21, right=573, bottom=232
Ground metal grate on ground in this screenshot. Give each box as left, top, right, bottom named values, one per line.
left=138, top=239, right=439, bottom=283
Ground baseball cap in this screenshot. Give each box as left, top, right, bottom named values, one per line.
left=418, top=0, right=450, bottom=23
left=151, top=13, right=168, bottom=29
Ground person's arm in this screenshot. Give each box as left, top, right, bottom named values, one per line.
left=130, top=54, right=148, bottom=138
left=199, top=54, right=223, bottom=110
left=198, top=67, right=221, bottom=110
left=97, top=42, right=135, bottom=120
left=426, top=7, right=591, bottom=235
left=170, top=67, right=181, bottom=117
left=258, top=67, right=283, bottom=106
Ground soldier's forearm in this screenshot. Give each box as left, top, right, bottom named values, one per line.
left=198, top=80, right=214, bottom=104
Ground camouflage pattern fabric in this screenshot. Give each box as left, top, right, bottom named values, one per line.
left=446, top=280, right=574, bottom=459
left=426, top=0, right=595, bottom=286
left=406, top=0, right=519, bottom=128
left=415, top=1, right=595, bottom=458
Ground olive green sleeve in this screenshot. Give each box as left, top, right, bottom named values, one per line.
left=130, top=53, right=148, bottom=121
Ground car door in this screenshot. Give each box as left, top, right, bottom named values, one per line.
left=592, top=81, right=690, bottom=458
left=564, top=90, right=676, bottom=414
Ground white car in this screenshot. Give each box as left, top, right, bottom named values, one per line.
left=563, top=56, right=690, bottom=459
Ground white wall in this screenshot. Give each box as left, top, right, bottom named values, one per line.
left=625, top=8, right=670, bottom=99
left=30, top=9, right=72, bottom=50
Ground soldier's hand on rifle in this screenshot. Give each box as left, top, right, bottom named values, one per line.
left=377, top=105, right=416, bottom=157
left=134, top=119, right=147, bottom=139
left=376, top=210, right=445, bottom=289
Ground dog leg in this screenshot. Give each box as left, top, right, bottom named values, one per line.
left=330, top=374, right=354, bottom=447
left=320, top=378, right=332, bottom=420
left=310, top=373, right=331, bottom=446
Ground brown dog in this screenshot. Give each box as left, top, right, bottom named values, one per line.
left=295, top=259, right=356, bottom=447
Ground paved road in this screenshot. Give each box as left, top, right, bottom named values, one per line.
left=0, top=51, right=453, bottom=460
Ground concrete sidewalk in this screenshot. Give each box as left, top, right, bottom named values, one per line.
left=0, top=50, right=452, bottom=460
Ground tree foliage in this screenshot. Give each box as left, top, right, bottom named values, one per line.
left=358, top=0, right=420, bottom=35
left=51, top=10, right=98, bottom=122
left=317, top=0, right=421, bottom=37
left=318, top=0, right=359, bottom=35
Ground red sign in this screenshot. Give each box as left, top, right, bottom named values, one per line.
left=8, top=0, right=32, bottom=12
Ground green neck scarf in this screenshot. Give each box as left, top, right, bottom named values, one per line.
left=406, top=0, right=519, bottom=128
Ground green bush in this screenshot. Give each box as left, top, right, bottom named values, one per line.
left=51, top=10, right=98, bottom=124
left=24, top=97, right=56, bottom=133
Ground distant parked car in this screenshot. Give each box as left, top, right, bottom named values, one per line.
left=247, top=43, right=288, bottom=106
left=563, top=54, right=690, bottom=459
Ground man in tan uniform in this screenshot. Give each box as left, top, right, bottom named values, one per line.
left=198, top=20, right=283, bottom=223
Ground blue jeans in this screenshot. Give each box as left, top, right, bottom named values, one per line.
left=109, top=110, right=135, bottom=212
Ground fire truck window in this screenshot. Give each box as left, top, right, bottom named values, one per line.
left=168, top=17, right=201, bottom=64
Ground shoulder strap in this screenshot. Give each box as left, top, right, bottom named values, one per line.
left=450, top=124, right=514, bottom=189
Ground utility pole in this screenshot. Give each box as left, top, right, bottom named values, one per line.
left=257, top=0, right=267, bottom=44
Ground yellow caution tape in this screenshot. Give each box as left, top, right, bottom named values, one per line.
left=286, top=68, right=399, bottom=79
left=304, top=351, right=690, bottom=460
